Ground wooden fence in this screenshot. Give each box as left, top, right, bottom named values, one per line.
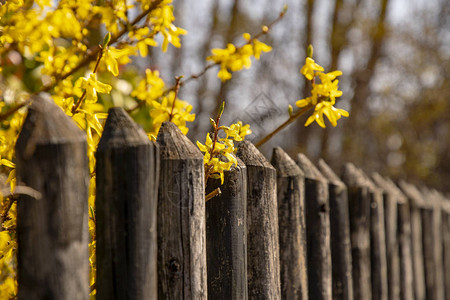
left=13, top=98, right=450, bottom=299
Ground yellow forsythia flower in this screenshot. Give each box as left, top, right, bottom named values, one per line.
left=207, top=34, right=272, bottom=82
left=300, top=57, right=325, bottom=80
left=149, top=91, right=195, bottom=135
left=75, top=73, right=112, bottom=103
left=296, top=49, right=348, bottom=128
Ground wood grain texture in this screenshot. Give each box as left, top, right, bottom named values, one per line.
left=378, top=177, right=414, bottom=300
left=319, top=159, right=353, bottom=300
left=297, top=153, right=332, bottom=300
left=156, top=122, right=207, bottom=299
left=206, top=158, right=247, bottom=300
left=271, top=147, right=308, bottom=300
left=236, top=141, right=280, bottom=300
left=363, top=172, right=388, bottom=300
left=399, top=180, right=426, bottom=300
left=16, top=95, right=89, bottom=300
left=341, top=163, right=371, bottom=300
left=96, top=107, right=159, bottom=299
left=372, top=174, right=401, bottom=300
left=419, top=188, right=445, bottom=300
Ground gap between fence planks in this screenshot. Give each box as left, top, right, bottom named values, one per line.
left=205, top=158, right=248, bottom=300
left=271, top=147, right=308, bottom=300
left=96, top=107, right=159, bottom=299
left=318, top=159, right=353, bottom=300
left=16, top=95, right=89, bottom=300
left=156, top=122, right=207, bottom=299
left=297, top=153, right=332, bottom=300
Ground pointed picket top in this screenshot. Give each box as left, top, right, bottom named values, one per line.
left=318, top=159, right=345, bottom=188
left=97, top=107, right=150, bottom=151
left=156, top=122, right=202, bottom=160
left=17, top=94, right=85, bottom=159
left=436, top=190, right=450, bottom=213
left=271, top=147, right=304, bottom=178
left=296, top=153, right=326, bottom=182
left=399, top=180, right=425, bottom=208
left=384, top=177, right=408, bottom=204
left=236, top=140, right=275, bottom=170
left=372, top=173, right=407, bottom=204
left=356, top=167, right=382, bottom=193
left=341, top=162, right=367, bottom=187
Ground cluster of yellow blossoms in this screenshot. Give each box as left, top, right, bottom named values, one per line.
left=207, top=32, right=272, bottom=82
left=0, top=0, right=190, bottom=296
left=197, top=104, right=251, bottom=185
left=296, top=53, right=348, bottom=128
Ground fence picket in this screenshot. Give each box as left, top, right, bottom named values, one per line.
left=156, top=122, right=207, bottom=299
left=205, top=158, right=248, bottom=300
left=236, top=141, right=280, bottom=299
left=342, top=163, right=372, bottom=300
left=376, top=176, right=414, bottom=300
left=372, top=173, right=401, bottom=300
left=296, top=153, right=332, bottom=300
left=439, top=192, right=450, bottom=300
left=96, top=107, right=159, bottom=299
left=399, top=181, right=426, bottom=300
left=271, top=147, right=309, bottom=300
left=16, top=96, right=89, bottom=299
left=420, top=188, right=445, bottom=300
left=318, top=159, right=354, bottom=300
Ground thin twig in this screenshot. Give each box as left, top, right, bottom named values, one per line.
left=127, top=6, right=287, bottom=115
left=168, top=76, right=183, bottom=121
left=71, top=46, right=104, bottom=115
left=0, top=98, right=32, bottom=122
left=205, top=187, right=221, bottom=202
left=255, top=104, right=313, bottom=148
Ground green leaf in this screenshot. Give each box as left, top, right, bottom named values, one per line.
left=102, top=32, right=111, bottom=47
left=218, top=101, right=225, bottom=118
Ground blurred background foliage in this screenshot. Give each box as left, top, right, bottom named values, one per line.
left=154, top=0, right=449, bottom=193
left=1, top=0, right=449, bottom=193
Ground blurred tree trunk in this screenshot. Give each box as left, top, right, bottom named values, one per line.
left=213, top=0, right=240, bottom=117
left=191, top=0, right=221, bottom=135
left=342, top=0, right=390, bottom=165
left=297, top=0, right=316, bottom=153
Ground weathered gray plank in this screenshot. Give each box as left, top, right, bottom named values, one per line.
left=271, top=147, right=308, bottom=300
left=16, top=95, right=89, bottom=300
left=205, top=158, right=247, bottom=300
left=341, top=163, right=371, bottom=300
left=236, top=141, right=280, bottom=299
left=420, top=187, right=445, bottom=300
left=379, top=177, right=414, bottom=300
left=96, top=107, right=159, bottom=299
left=297, top=153, right=332, bottom=300
left=399, top=181, right=426, bottom=300
left=362, top=170, right=388, bottom=300
left=156, top=122, right=207, bottom=299
left=372, top=173, right=400, bottom=300
left=319, top=159, right=353, bottom=300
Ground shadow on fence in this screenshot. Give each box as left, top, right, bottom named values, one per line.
left=15, top=100, right=450, bottom=300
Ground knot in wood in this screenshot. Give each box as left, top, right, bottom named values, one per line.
left=168, top=258, right=182, bottom=276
